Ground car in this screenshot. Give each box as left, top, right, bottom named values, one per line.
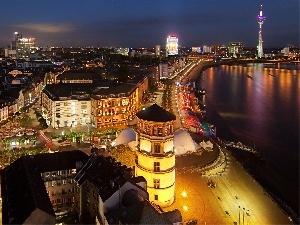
left=59, top=140, right=71, bottom=146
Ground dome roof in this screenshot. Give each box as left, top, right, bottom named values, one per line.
left=113, top=128, right=136, bottom=146
left=136, top=104, right=176, bottom=122
left=174, top=129, right=198, bottom=155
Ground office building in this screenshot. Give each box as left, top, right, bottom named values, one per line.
left=166, top=36, right=178, bottom=57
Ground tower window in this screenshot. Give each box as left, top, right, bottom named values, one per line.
left=154, top=144, right=161, bottom=153
left=158, top=128, right=163, bottom=136
left=154, top=179, right=160, bottom=189
left=154, top=162, right=160, bottom=172
left=154, top=194, right=158, bottom=200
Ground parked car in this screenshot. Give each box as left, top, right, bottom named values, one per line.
left=59, top=140, right=71, bottom=146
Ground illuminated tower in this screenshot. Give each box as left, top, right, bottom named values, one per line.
left=135, top=104, right=176, bottom=207
left=257, top=5, right=266, bottom=58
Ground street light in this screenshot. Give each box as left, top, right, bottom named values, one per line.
left=243, top=207, right=245, bottom=225
left=181, top=191, right=187, bottom=198
left=85, top=117, right=91, bottom=144
left=238, top=206, right=240, bottom=225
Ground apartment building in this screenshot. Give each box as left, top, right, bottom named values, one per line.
left=41, top=76, right=148, bottom=130
left=41, top=83, right=93, bottom=128
left=1, top=151, right=182, bottom=224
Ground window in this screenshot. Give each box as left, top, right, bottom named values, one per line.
left=158, top=128, right=163, bottom=136
left=154, top=144, right=161, bottom=153
left=154, top=162, right=160, bottom=172
left=153, top=127, right=158, bottom=136
left=154, top=179, right=160, bottom=189
left=56, top=103, right=60, bottom=106
left=154, top=195, right=158, bottom=201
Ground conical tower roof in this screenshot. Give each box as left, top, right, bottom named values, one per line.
left=136, top=104, right=176, bottom=122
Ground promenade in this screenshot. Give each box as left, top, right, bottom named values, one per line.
left=163, top=62, right=293, bottom=224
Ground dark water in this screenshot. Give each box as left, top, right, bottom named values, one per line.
left=202, top=63, right=299, bottom=216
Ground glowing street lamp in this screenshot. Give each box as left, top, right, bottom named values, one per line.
left=181, top=191, right=187, bottom=198
left=238, top=206, right=241, bottom=225
left=183, top=205, right=188, bottom=211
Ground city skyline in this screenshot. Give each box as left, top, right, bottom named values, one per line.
left=0, top=0, right=299, bottom=48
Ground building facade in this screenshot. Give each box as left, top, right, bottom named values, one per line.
left=166, top=36, right=178, bottom=57
left=91, top=84, right=139, bottom=129
left=41, top=77, right=148, bottom=130
left=41, top=83, right=93, bottom=129
left=228, top=42, right=244, bottom=57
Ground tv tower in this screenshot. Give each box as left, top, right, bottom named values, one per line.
left=257, top=5, right=266, bottom=58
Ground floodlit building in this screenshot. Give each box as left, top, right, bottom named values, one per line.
left=135, top=104, right=176, bottom=207
left=228, top=42, right=244, bottom=57
left=202, top=45, right=212, bottom=53
left=5, top=32, right=37, bottom=59
left=41, top=83, right=93, bottom=129
left=91, top=83, right=139, bottom=129
left=41, top=76, right=148, bottom=130
left=155, top=45, right=161, bottom=56
left=166, top=36, right=178, bottom=57
left=192, top=47, right=201, bottom=53
left=111, top=47, right=129, bottom=56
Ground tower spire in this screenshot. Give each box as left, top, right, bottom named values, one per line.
left=257, top=4, right=266, bottom=58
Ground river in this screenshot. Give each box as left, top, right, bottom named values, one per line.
left=199, top=62, right=299, bottom=216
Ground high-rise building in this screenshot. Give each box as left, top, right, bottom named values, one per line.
left=228, top=42, right=244, bottom=57
left=257, top=5, right=266, bottom=58
left=9, top=32, right=36, bottom=59
left=166, top=35, right=178, bottom=57
left=159, top=60, right=169, bottom=79
left=155, top=45, right=160, bottom=56
left=192, top=47, right=201, bottom=53
left=202, top=45, right=212, bottom=53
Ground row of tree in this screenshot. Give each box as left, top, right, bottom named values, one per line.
left=0, top=146, right=48, bottom=169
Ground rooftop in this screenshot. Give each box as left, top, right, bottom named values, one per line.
left=136, top=103, right=176, bottom=122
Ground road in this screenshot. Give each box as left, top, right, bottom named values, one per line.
left=164, top=148, right=292, bottom=224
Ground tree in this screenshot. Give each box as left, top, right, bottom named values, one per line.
left=148, top=76, right=158, bottom=93
left=2, top=139, right=10, bottom=150
left=19, top=114, right=33, bottom=128
left=117, top=65, right=130, bottom=83
left=110, top=144, right=135, bottom=168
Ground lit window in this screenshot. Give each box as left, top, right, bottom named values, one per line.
left=154, top=179, right=160, bottom=189
left=154, top=162, right=160, bottom=172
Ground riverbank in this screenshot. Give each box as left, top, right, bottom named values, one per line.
left=187, top=61, right=299, bottom=223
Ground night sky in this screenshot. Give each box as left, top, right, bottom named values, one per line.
left=1, top=0, right=299, bottom=48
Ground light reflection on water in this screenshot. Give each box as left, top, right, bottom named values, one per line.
left=204, top=63, right=299, bottom=182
